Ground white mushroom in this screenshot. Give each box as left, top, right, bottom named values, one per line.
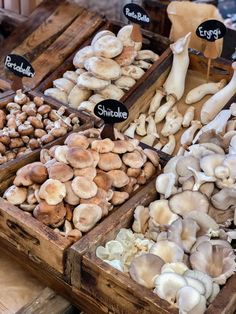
left=180, top=120, right=202, bottom=146
left=177, top=286, right=202, bottom=313
left=161, top=262, right=188, bottom=275
left=136, top=113, right=147, bottom=136
left=149, top=200, right=179, bottom=226
left=140, top=134, right=159, bottom=146
left=182, top=106, right=195, bottom=128
left=150, top=240, right=184, bottom=263
left=121, top=65, right=145, bottom=80
left=184, top=270, right=213, bottom=300
left=154, top=95, right=176, bottom=123
left=155, top=173, right=177, bottom=198
left=136, top=50, right=159, bottom=62
left=146, top=115, right=157, bottom=135
left=161, top=106, right=183, bottom=137
left=148, top=89, right=165, bottom=114
left=187, top=166, right=216, bottom=191
left=124, top=122, right=138, bottom=138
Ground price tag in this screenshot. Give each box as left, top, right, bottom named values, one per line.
left=196, top=19, right=226, bottom=42
left=123, top=3, right=150, bottom=26
left=94, top=99, right=129, bottom=140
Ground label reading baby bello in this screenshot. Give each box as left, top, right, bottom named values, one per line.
left=123, top=3, right=150, bottom=26
left=94, top=100, right=129, bottom=124
left=196, top=20, right=226, bottom=42
left=4, top=54, right=35, bottom=78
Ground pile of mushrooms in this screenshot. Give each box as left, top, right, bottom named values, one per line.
left=0, top=90, right=81, bottom=164
left=123, top=32, right=235, bottom=155
left=96, top=121, right=236, bottom=313
left=3, top=128, right=160, bottom=242
left=44, top=25, right=159, bottom=112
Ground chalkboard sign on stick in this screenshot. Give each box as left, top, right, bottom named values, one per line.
left=123, top=3, right=150, bottom=26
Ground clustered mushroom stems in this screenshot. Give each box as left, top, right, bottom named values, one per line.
left=44, top=25, right=159, bottom=113
left=0, top=90, right=81, bottom=164
left=97, top=123, right=236, bottom=313
left=124, top=33, right=235, bottom=155
left=3, top=128, right=161, bottom=242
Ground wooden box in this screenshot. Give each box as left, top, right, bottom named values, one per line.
left=69, top=178, right=236, bottom=314
left=34, top=21, right=170, bottom=119
left=116, top=48, right=235, bottom=155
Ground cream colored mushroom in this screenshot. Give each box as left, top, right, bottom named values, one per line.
left=187, top=166, right=216, bottom=191
left=77, top=72, right=110, bottom=91
left=84, top=57, right=121, bottom=80
left=44, top=88, right=68, bottom=105
left=161, top=135, right=176, bottom=155
left=180, top=120, right=202, bottom=146
left=132, top=205, right=150, bottom=234
left=161, top=262, right=188, bottom=275
left=72, top=176, right=97, bottom=199
left=98, top=84, right=124, bottom=100
left=184, top=269, right=213, bottom=300
left=93, top=35, right=123, bottom=58
left=185, top=211, right=219, bottom=236
left=117, top=25, right=142, bottom=51
left=149, top=200, right=179, bottom=226
left=182, top=106, right=195, bottom=128
left=150, top=240, right=184, bottom=263
left=114, top=76, right=136, bottom=90
left=121, top=65, right=145, bottom=80
left=68, top=85, right=92, bottom=109
left=155, top=173, right=177, bottom=198
left=136, top=113, right=147, bottom=136
left=91, top=30, right=115, bottom=46
left=53, top=78, right=75, bottom=94
left=211, top=187, right=236, bottom=210
left=148, top=89, right=166, bottom=114
left=63, top=71, right=78, bottom=84
left=136, top=50, right=159, bottom=62
left=73, top=204, right=102, bottom=232
left=154, top=95, right=176, bottom=123
left=73, top=46, right=94, bottom=68
left=140, top=134, right=159, bottom=146
left=161, top=106, right=183, bottom=137
left=124, top=121, right=138, bottom=138
left=3, top=185, right=27, bottom=205
left=38, top=179, right=66, bottom=205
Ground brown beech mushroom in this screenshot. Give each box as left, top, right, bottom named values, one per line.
left=73, top=204, right=102, bottom=232
left=33, top=201, right=66, bottom=226
left=3, top=185, right=27, bottom=205
left=38, top=179, right=66, bottom=205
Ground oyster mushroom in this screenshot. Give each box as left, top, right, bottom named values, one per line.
left=150, top=240, right=184, bottom=263
left=149, top=200, right=179, bottom=227
left=132, top=205, right=149, bottom=234
left=184, top=269, right=213, bottom=300
left=96, top=240, right=124, bottom=261
left=176, top=286, right=203, bottom=313
left=161, top=262, right=188, bottom=275
left=155, top=173, right=177, bottom=198
left=211, top=187, right=236, bottom=210
left=187, top=166, right=216, bottom=191
left=185, top=211, right=219, bottom=236
left=73, top=204, right=102, bottom=232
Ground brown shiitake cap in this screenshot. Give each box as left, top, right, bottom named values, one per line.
left=94, top=171, right=113, bottom=191
left=74, top=167, right=97, bottom=180
left=143, top=149, right=160, bottom=167
left=47, top=162, right=74, bottom=182
left=120, top=177, right=137, bottom=195
left=66, top=147, right=93, bottom=169
left=28, top=162, right=48, bottom=184
left=54, top=145, right=69, bottom=164
left=38, top=179, right=66, bottom=205
left=73, top=203, right=102, bottom=232
left=65, top=133, right=90, bottom=149
left=88, top=149, right=100, bottom=167
left=33, top=201, right=66, bottom=226
left=14, top=163, right=42, bottom=186
left=122, top=150, right=145, bottom=168
left=3, top=185, right=27, bottom=205
left=91, top=138, right=115, bottom=153
left=127, top=167, right=142, bottom=178
left=111, top=191, right=129, bottom=205
left=79, top=128, right=101, bottom=139
left=107, top=170, right=129, bottom=188
left=98, top=153, right=122, bottom=171
left=71, top=176, right=97, bottom=199
left=84, top=57, right=121, bottom=81
left=114, top=46, right=137, bottom=66
left=112, top=140, right=135, bottom=154
left=93, top=35, right=123, bottom=58
left=77, top=72, right=110, bottom=91
left=64, top=181, right=80, bottom=206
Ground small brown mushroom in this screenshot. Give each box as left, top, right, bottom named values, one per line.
left=98, top=153, right=122, bottom=171
left=107, top=170, right=129, bottom=188
left=47, top=162, right=73, bottom=182
left=64, top=181, right=80, bottom=206
left=33, top=201, right=66, bottom=226
left=38, top=179, right=66, bottom=205
left=112, top=140, right=135, bottom=154
left=71, top=176, right=97, bottom=199
left=66, top=147, right=94, bottom=168
left=74, top=167, right=96, bottom=180
left=94, top=171, right=113, bottom=191
left=0, top=110, right=6, bottom=129
left=111, top=191, right=129, bottom=205
left=73, top=204, right=102, bottom=232
left=122, top=150, right=145, bottom=168
left=28, top=138, right=40, bottom=149
left=37, top=104, right=51, bottom=115
left=91, top=138, right=115, bottom=153
left=65, top=133, right=90, bottom=149
left=3, top=185, right=27, bottom=205
left=29, top=162, right=48, bottom=184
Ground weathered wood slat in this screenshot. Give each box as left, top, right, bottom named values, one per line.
left=22, top=10, right=104, bottom=90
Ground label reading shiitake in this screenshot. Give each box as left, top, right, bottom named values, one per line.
left=4, top=54, right=35, bottom=78
left=196, top=20, right=226, bottom=42
left=123, top=3, right=150, bottom=26
left=94, top=99, right=129, bottom=124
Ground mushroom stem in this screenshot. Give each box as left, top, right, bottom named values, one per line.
left=148, top=89, right=166, bottom=114
left=124, top=122, right=138, bottom=138
left=180, top=120, right=202, bottom=146
left=161, top=135, right=176, bottom=155
left=182, top=106, right=195, bottom=128
left=140, top=133, right=159, bottom=146
left=188, top=166, right=216, bottom=191
left=154, top=95, right=176, bottom=123
left=136, top=113, right=147, bottom=136
left=146, top=115, right=157, bottom=134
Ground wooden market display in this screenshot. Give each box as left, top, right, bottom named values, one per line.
left=0, top=1, right=235, bottom=313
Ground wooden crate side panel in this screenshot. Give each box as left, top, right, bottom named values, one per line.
left=0, top=198, right=72, bottom=273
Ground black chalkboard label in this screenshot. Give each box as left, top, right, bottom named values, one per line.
left=196, top=20, right=226, bottom=42
left=123, top=3, right=150, bottom=26
left=94, top=100, right=129, bottom=124
left=4, top=54, right=35, bottom=78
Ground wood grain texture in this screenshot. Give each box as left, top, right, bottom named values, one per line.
left=22, top=10, right=103, bottom=90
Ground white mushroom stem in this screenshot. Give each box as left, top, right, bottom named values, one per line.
left=140, top=133, right=159, bottom=146
left=193, top=109, right=231, bottom=144
left=146, top=115, right=157, bottom=134
left=161, top=107, right=183, bottom=137
left=148, top=89, right=165, bottom=114
left=161, top=135, right=176, bottom=155
left=185, top=79, right=227, bottom=105
left=154, top=141, right=164, bottom=150
left=163, top=32, right=191, bottom=100
left=201, top=62, right=236, bottom=124
left=136, top=113, right=147, bottom=136
left=154, top=95, right=176, bottom=123
left=180, top=120, right=202, bottom=146
left=124, top=122, right=138, bottom=138
left=182, top=106, right=195, bottom=128
left=188, top=166, right=216, bottom=191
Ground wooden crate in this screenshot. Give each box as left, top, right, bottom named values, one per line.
left=116, top=48, right=235, bottom=155
left=69, top=178, right=236, bottom=314
left=34, top=21, right=170, bottom=118
left=0, top=1, right=104, bottom=91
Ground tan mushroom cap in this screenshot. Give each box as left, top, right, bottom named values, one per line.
left=38, top=179, right=66, bottom=205
left=54, top=145, right=69, bottom=164
left=127, top=168, right=141, bottom=178
left=169, top=190, right=209, bottom=216
left=91, top=138, right=115, bottom=153
left=4, top=185, right=27, bottom=205
left=66, top=147, right=93, bottom=168
left=143, top=148, right=160, bottom=167
left=73, top=46, right=94, bottom=68
left=122, top=150, right=145, bottom=168
left=73, top=203, right=102, bottom=232
left=77, top=72, right=110, bottom=91
left=93, top=35, right=123, bottom=58
left=129, top=253, right=164, bottom=289
left=111, top=191, right=129, bottom=205
left=84, top=56, right=121, bottom=81
left=98, top=153, right=122, bottom=171
left=98, top=84, right=124, bottom=100
left=14, top=164, right=35, bottom=186
left=74, top=167, right=97, bottom=180
left=176, top=156, right=200, bottom=179
left=91, top=30, right=115, bottom=46
left=47, top=162, right=74, bottom=182
left=33, top=201, right=66, bottom=226
left=112, top=140, right=134, bottom=154
left=94, top=171, right=113, bottom=191
left=71, top=176, right=97, bottom=199
left=88, top=149, right=100, bottom=167
left=29, top=162, right=48, bottom=184
left=114, top=46, right=137, bottom=66
left=65, top=133, right=90, bottom=149
left=107, top=170, right=129, bottom=188
left=64, top=181, right=80, bottom=206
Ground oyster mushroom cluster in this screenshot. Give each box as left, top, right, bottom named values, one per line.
left=0, top=90, right=81, bottom=164
left=123, top=33, right=234, bottom=155
left=44, top=25, right=159, bottom=112
left=3, top=128, right=160, bottom=241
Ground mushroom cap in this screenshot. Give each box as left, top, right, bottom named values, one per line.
left=66, top=147, right=93, bottom=168
left=84, top=56, right=121, bottom=80
left=98, top=84, right=124, bottom=100
left=44, top=88, right=68, bottom=105
left=155, top=173, right=177, bottom=199
left=149, top=200, right=178, bottom=226
left=177, top=286, right=201, bottom=312
left=74, top=167, right=97, bottom=180
left=91, top=138, right=115, bottom=153
left=169, top=190, right=209, bottom=216
left=64, top=181, right=80, bottom=205
left=107, top=170, right=129, bottom=188
left=185, top=210, right=219, bottom=236
left=47, top=162, right=73, bottom=182
left=161, top=262, right=188, bottom=275
left=176, top=156, right=200, bottom=179
left=129, top=253, right=164, bottom=289
left=53, top=78, right=75, bottom=94
left=71, top=176, right=97, bottom=199
left=98, top=153, right=122, bottom=171
left=4, top=185, right=27, bottom=205
left=33, top=201, right=66, bottom=226
left=112, top=140, right=134, bottom=154
left=150, top=240, right=184, bottom=263
left=184, top=269, right=213, bottom=300
left=91, top=30, right=115, bottom=46
left=68, top=85, right=92, bottom=108
left=114, top=46, right=137, bottom=66
left=73, top=46, right=94, bottom=68
left=117, top=25, right=142, bottom=50
left=111, top=191, right=129, bottom=205
left=93, top=35, right=123, bottom=58
left=132, top=205, right=150, bottom=234
left=143, top=149, right=160, bottom=167
left=94, top=171, right=113, bottom=191
left=65, top=133, right=90, bottom=149
left=38, top=179, right=66, bottom=205
left=54, top=145, right=69, bottom=164
left=200, top=154, right=225, bottom=177
left=122, top=150, right=145, bottom=168
left=73, top=203, right=102, bottom=232
left=29, top=163, right=48, bottom=184
left=14, top=164, right=36, bottom=186
left=77, top=72, right=110, bottom=91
